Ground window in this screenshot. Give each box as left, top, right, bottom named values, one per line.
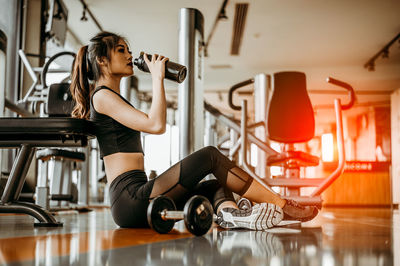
left=321, top=133, right=334, bottom=162
left=143, top=124, right=180, bottom=176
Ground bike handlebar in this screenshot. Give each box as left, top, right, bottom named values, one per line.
left=228, top=78, right=254, bottom=111
left=41, top=51, right=76, bottom=89
left=326, top=77, right=356, bottom=110
left=228, top=76, right=356, bottom=111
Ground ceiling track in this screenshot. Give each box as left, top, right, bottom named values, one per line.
left=230, top=3, right=249, bottom=55
left=204, top=0, right=229, bottom=57
left=78, top=0, right=103, bottom=31
left=363, top=32, right=400, bottom=71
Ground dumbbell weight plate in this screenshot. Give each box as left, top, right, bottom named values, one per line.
left=183, top=196, right=213, bottom=236
left=147, top=195, right=176, bottom=234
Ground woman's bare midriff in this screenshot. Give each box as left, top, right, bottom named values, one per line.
left=103, top=152, right=145, bottom=184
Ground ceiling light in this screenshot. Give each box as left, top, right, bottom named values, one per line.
left=366, top=62, right=375, bottom=71
left=218, top=9, right=228, bottom=20
left=80, top=8, right=88, bottom=21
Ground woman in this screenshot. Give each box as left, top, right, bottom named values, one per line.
left=70, top=31, right=318, bottom=231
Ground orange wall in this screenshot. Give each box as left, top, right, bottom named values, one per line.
left=322, top=171, right=391, bottom=206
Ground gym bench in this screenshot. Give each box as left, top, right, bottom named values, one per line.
left=0, top=117, right=95, bottom=226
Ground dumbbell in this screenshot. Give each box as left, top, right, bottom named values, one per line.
left=147, top=195, right=213, bottom=236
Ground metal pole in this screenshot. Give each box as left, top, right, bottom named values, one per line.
left=254, top=74, right=270, bottom=178
left=120, top=76, right=131, bottom=100
left=89, top=139, right=99, bottom=202
left=130, top=76, right=139, bottom=108
left=178, top=8, right=204, bottom=159
left=205, top=111, right=217, bottom=147
left=311, top=99, right=346, bottom=196
left=1, top=144, right=35, bottom=203
left=79, top=146, right=90, bottom=206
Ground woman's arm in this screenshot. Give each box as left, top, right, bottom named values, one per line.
left=144, top=54, right=168, bottom=134
left=92, top=54, right=168, bottom=134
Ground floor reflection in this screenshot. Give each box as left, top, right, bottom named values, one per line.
left=102, top=220, right=392, bottom=266
left=1, top=208, right=396, bottom=266
left=101, top=209, right=394, bottom=266
left=210, top=228, right=321, bottom=266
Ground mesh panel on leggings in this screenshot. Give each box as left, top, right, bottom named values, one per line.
left=149, top=162, right=189, bottom=201
left=201, top=146, right=253, bottom=196
left=149, top=146, right=253, bottom=209
left=225, top=167, right=253, bottom=195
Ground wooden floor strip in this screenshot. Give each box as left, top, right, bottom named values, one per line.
left=0, top=228, right=192, bottom=263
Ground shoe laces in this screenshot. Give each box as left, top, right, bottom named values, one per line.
left=286, top=199, right=305, bottom=209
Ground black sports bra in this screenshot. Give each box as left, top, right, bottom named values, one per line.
left=90, top=86, right=144, bottom=159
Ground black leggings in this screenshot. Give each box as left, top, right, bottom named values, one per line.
left=109, top=146, right=253, bottom=228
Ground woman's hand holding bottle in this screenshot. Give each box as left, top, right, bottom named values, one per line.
left=143, top=53, right=168, bottom=81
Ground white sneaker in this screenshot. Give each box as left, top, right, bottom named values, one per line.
left=216, top=203, right=283, bottom=230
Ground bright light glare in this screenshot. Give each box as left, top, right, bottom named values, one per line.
left=322, top=133, right=334, bottom=162
left=143, top=124, right=179, bottom=176
left=270, top=141, right=281, bottom=153
left=270, top=141, right=282, bottom=176
left=170, top=125, right=180, bottom=165
left=250, top=143, right=257, bottom=167
left=144, top=125, right=172, bottom=175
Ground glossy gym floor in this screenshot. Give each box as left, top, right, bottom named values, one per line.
left=1, top=1, right=399, bottom=266
left=0, top=207, right=397, bottom=265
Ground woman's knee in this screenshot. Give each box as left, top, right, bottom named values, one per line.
left=203, top=145, right=219, bottom=155
left=189, top=146, right=219, bottom=168
left=200, top=146, right=221, bottom=162
left=202, top=145, right=235, bottom=170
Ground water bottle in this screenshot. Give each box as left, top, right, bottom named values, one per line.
left=133, top=52, right=187, bottom=83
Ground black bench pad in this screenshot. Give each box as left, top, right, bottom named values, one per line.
left=36, top=149, right=86, bottom=161
left=0, top=118, right=95, bottom=147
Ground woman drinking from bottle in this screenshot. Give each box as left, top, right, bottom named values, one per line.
left=70, top=31, right=318, bottom=231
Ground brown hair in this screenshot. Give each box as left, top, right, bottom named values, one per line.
left=70, top=31, right=127, bottom=119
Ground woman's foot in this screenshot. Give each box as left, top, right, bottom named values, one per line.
left=282, top=199, right=318, bottom=222
left=216, top=203, right=283, bottom=230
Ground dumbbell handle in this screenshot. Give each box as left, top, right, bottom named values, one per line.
left=160, top=210, right=184, bottom=220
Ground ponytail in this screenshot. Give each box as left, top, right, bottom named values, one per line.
left=70, top=45, right=92, bottom=119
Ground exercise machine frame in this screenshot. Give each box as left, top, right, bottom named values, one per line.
left=205, top=77, right=356, bottom=206
left=0, top=118, right=94, bottom=226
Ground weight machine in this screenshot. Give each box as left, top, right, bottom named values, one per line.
left=205, top=72, right=356, bottom=206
